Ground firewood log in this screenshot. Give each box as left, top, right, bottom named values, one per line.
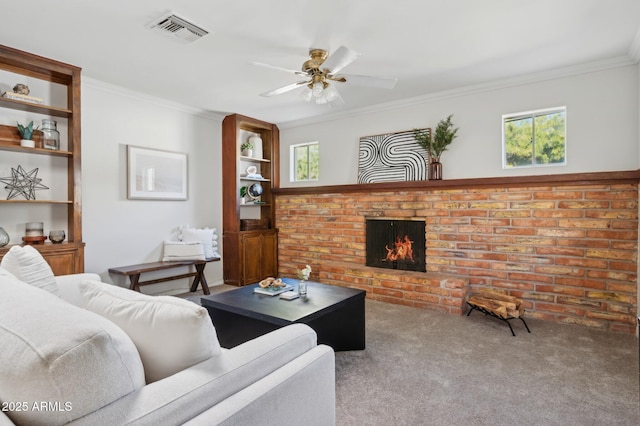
left=468, top=295, right=516, bottom=311
left=467, top=295, right=510, bottom=319
left=477, top=288, right=519, bottom=305
left=506, top=307, right=521, bottom=319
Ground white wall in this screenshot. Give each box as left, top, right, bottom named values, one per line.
left=279, top=64, right=639, bottom=186
left=82, top=80, right=224, bottom=294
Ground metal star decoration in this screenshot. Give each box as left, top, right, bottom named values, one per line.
left=0, top=165, right=49, bottom=200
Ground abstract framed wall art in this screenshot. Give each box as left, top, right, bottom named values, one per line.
left=127, top=145, right=188, bottom=200
left=357, top=128, right=430, bottom=183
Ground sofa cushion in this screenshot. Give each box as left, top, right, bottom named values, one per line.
left=79, top=280, right=221, bottom=383
left=55, top=272, right=104, bottom=307
left=0, top=266, right=18, bottom=281
left=0, top=245, right=58, bottom=294
left=0, top=277, right=145, bottom=425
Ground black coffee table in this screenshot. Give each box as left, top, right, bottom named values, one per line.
left=200, top=278, right=365, bottom=351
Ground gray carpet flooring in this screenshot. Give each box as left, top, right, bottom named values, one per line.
left=184, top=286, right=638, bottom=425
left=335, top=300, right=639, bottom=426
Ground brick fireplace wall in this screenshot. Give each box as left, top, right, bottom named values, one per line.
left=274, top=173, right=639, bottom=334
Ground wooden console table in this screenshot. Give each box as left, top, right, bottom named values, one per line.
left=108, top=258, right=220, bottom=295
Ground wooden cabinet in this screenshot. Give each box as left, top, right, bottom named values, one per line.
left=28, top=242, right=85, bottom=276
left=0, top=45, right=84, bottom=274
left=222, top=114, right=279, bottom=286
left=239, top=230, right=278, bottom=284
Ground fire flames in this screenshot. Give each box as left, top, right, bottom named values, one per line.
left=383, top=235, right=415, bottom=262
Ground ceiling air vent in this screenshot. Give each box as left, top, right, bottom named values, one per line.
left=149, top=13, right=209, bottom=43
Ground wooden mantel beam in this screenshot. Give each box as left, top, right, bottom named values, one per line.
left=272, top=170, right=640, bottom=196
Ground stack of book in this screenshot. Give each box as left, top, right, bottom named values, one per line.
left=253, top=284, right=293, bottom=296
left=2, top=91, right=44, bottom=105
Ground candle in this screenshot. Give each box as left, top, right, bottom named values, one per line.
left=25, top=222, right=44, bottom=237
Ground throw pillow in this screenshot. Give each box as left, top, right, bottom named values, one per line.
left=0, top=245, right=58, bottom=294
left=179, top=226, right=219, bottom=259
left=78, top=280, right=221, bottom=383
left=162, top=240, right=205, bottom=261
left=0, top=278, right=145, bottom=425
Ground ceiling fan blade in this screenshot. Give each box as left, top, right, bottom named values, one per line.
left=260, top=81, right=308, bottom=97
left=321, top=46, right=360, bottom=74
left=252, top=61, right=307, bottom=76
left=336, top=74, right=398, bottom=89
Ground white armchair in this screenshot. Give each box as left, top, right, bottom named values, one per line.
left=0, top=246, right=335, bottom=426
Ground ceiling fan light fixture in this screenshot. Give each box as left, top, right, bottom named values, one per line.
left=301, top=80, right=340, bottom=104
left=312, top=81, right=324, bottom=98
left=324, top=84, right=339, bottom=102
left=300, top=87, right=313, bottom=102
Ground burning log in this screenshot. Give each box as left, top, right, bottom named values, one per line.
left=383, top=235, right=415, bottom=262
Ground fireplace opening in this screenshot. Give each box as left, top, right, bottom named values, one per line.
left=366, top=219, right=426, bottom=272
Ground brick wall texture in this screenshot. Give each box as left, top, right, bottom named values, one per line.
left=275, top=183, right=639, bottom=334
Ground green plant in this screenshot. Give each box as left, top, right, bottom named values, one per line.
left=413, top=114, right=458, bottom=161
left=16, top=121, right=36, bottom=140
left=241, top=142, right=254, bottom=151
left=240, top=186, right=247, bottom=197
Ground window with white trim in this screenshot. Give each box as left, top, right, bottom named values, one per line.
left=503, top=107, right=566, bottom=168
left=290, top=142, right=319, bottom=182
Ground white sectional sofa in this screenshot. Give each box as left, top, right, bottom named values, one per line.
left=0, top=246, right=335, bottom=425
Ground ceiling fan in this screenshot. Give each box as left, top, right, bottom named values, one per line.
left=254, top=46, right=397, bottom=104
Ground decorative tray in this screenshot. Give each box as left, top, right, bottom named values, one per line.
left=22, top=236, right=47, bottom=244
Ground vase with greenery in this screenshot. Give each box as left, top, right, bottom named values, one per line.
left=413, top=114, right=458, bottom=180
left=297, top=264, right=312, bottom=297
left=240, top=142, right=254, bottom=157
left=16, top=121, right=36, bottom=148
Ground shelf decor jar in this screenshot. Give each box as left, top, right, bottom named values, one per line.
left=25, top=222, right=44, bottom=237
left=0, top=227, right=9, bottom=247
left=23, top=222, right=46, bottom=244
left=49, top=230, right=66, bottom=244
left=41, top=119, right=60, bottom=150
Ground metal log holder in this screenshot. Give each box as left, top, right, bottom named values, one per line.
left=466, top=301, right=531, bottom=337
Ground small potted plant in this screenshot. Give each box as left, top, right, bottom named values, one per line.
left=16, top=121, right=36, bottom=148
left=241, top=141, right=254, bottom=157
left=413, top=114, right=458, bottom=180
left=239, top=186, right=247, bottom=204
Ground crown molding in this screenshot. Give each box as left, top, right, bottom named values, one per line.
left=278, top=55, right=637, bottom=130
left=83, top=77, right=225, bottom=122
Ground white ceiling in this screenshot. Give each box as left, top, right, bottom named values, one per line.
left=1, top=0, right=639, bottom=125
